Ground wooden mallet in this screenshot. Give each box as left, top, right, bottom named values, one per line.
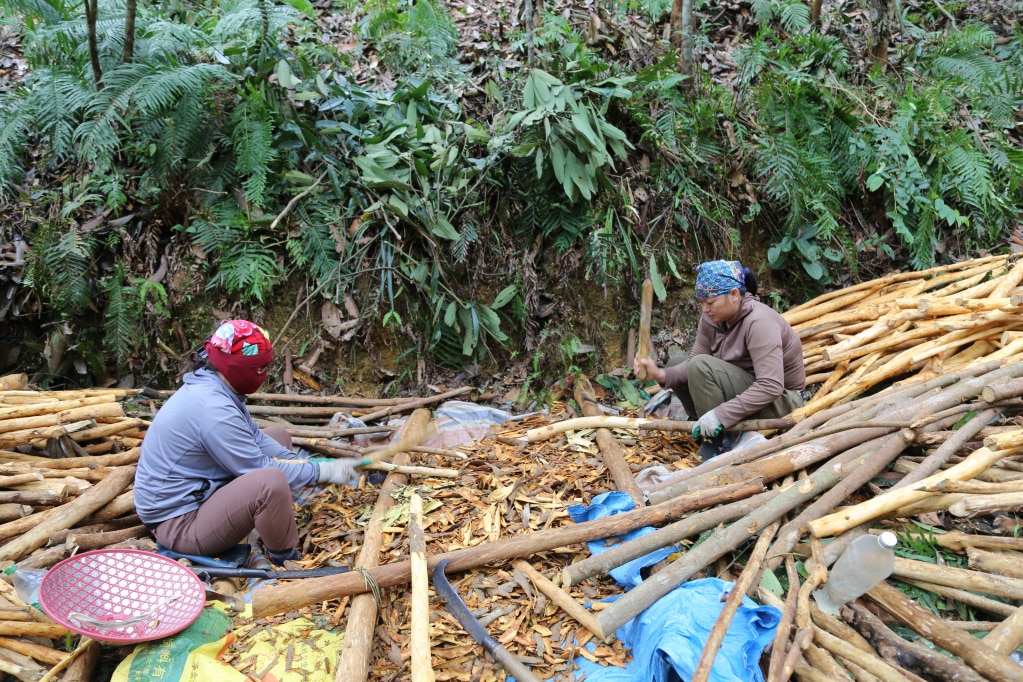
left=354, top=408, right=436, bottom=468
left=635, top=278, right=654, bottom=380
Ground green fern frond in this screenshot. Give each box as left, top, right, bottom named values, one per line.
left=30, top=226, right=95, bottom=315
left=407, top=0, right=458, bottom=60
left=101, top=264, right=138, bottom=364
left=231, top=100, right=277, bottom=209
left=211, top=0, right=300, bottom=46
left=0, top=97, right=34, bottom=196
left=187, top=210, right=247, bottom=256
left=210, top=241, right=281, bottom=303
left=792, top=33, right=851, bottom=74
left=450, top=221, right=478, bottom=264
left=26, top=68, right=90, bottom=158
left=286, top=216, right=342, bottom=283
left=4, top=0, right=68, bottom=26
left=779, top=0, right=810, bottom=31
left=937, top=131, right=993, bottom=211
left=750, top=0, right=777, bottom=25
left=734, top=38, right=771, bottom=89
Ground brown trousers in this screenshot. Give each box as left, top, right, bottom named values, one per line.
left=152, top=425, right=299, bottom=555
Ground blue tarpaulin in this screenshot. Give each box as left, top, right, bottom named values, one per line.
left=556, top=493, right=781, bottom=682
left=574, top=579, right=780, bottom=682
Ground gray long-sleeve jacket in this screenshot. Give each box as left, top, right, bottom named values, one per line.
left=663, top=293, right=806, bottom=427
left=134, top=368, right=318, bottom=526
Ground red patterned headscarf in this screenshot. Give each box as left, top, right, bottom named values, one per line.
left=203, top=320, right=273, bottom=394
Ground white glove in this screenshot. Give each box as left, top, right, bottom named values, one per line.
left=693, top=409, right=723, bottom=440
left=316, top=458, right=359, bottom=485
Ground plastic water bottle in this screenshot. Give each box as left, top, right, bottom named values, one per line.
left=6, top=567, right=47, bottom=609
left=813, top=531, right=898, bottom=615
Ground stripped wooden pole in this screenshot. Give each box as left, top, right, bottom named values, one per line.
left=691, top=521, right=779, bottom=682
left=408, top=493, right=434, bottom=682
left=574, top=374, right=645, bottom=507
left=335, top=453, right=411, bottom=682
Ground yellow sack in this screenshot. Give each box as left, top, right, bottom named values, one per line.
left=112, top=603, right=345, bottom=682
left=237, top=617, right=345, bottom=681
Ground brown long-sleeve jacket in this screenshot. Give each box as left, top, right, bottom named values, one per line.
left=663, top=293, right=805, bottom=427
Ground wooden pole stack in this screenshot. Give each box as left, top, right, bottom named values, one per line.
left=1, top=256, right=1023, bottom=681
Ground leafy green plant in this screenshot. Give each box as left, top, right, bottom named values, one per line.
left=357, top=0, right=462, bottom=81
left=186, top=201, right=281, bottom=303
left=508, top=69, right=633, bottom=203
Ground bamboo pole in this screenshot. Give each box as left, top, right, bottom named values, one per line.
left=408, top=493, right=433, bottom=682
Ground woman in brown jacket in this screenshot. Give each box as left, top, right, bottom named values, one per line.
left=635, top=260, right=805, bottom=460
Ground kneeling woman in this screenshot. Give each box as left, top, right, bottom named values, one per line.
left=134, top=320, right=354, bottom=565
left=635, top=260, right=806, bottom=460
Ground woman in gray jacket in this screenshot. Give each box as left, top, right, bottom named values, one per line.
left=135, top=320, right=356, bottom=565
left=635, top=261, right=805, bottom=461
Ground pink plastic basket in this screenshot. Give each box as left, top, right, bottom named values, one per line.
left=38, top=549, right=207, bottom=643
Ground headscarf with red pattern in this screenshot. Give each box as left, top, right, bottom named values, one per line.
left=203, top=320, right=273, bottom=394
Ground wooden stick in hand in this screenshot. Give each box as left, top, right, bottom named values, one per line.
left=636, top=278, right=653, bottom=380
left=356, top=408, right=436, bottom=468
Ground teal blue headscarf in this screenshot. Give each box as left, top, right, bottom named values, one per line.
left=695, top=260, right=745, bottom=300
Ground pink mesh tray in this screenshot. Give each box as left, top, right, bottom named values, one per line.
left=38, top=549, right=207, bottom=643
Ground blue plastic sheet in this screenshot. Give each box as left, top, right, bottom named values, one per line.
left=549, top=493, right=781, bottom=682
left=575, top=579, right=780, bottom=682
left=566, top=491, right=679, bottom=589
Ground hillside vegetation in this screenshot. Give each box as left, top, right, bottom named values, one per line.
left=0, top=0, right=1020, bottom=394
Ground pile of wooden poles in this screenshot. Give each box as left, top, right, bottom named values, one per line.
left=787, top=253, right=1023, bottom=415
left=0, top=255, right=1023, bottom=681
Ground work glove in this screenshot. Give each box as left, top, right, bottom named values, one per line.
left=315, top=458, right=359, bottom=486
left=693, top=409, right=723, bottom=441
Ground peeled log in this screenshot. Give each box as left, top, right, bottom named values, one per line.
left=949, top=492, right=1023, bottom=517
left=0, top=466, right=136, bottom=563
left=892, top=557, right=1023, bottom=601
left=335, top=453, right=411, bottom=682
left=810, top=446, right=1020, bottom=538
left=574, top=374, right=645, bottom=507
left=966, top=547, right=1023, bottom=580
left=867, top=581, right=1023, bottom=682
left=252, top=488, right=711, bottom=619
